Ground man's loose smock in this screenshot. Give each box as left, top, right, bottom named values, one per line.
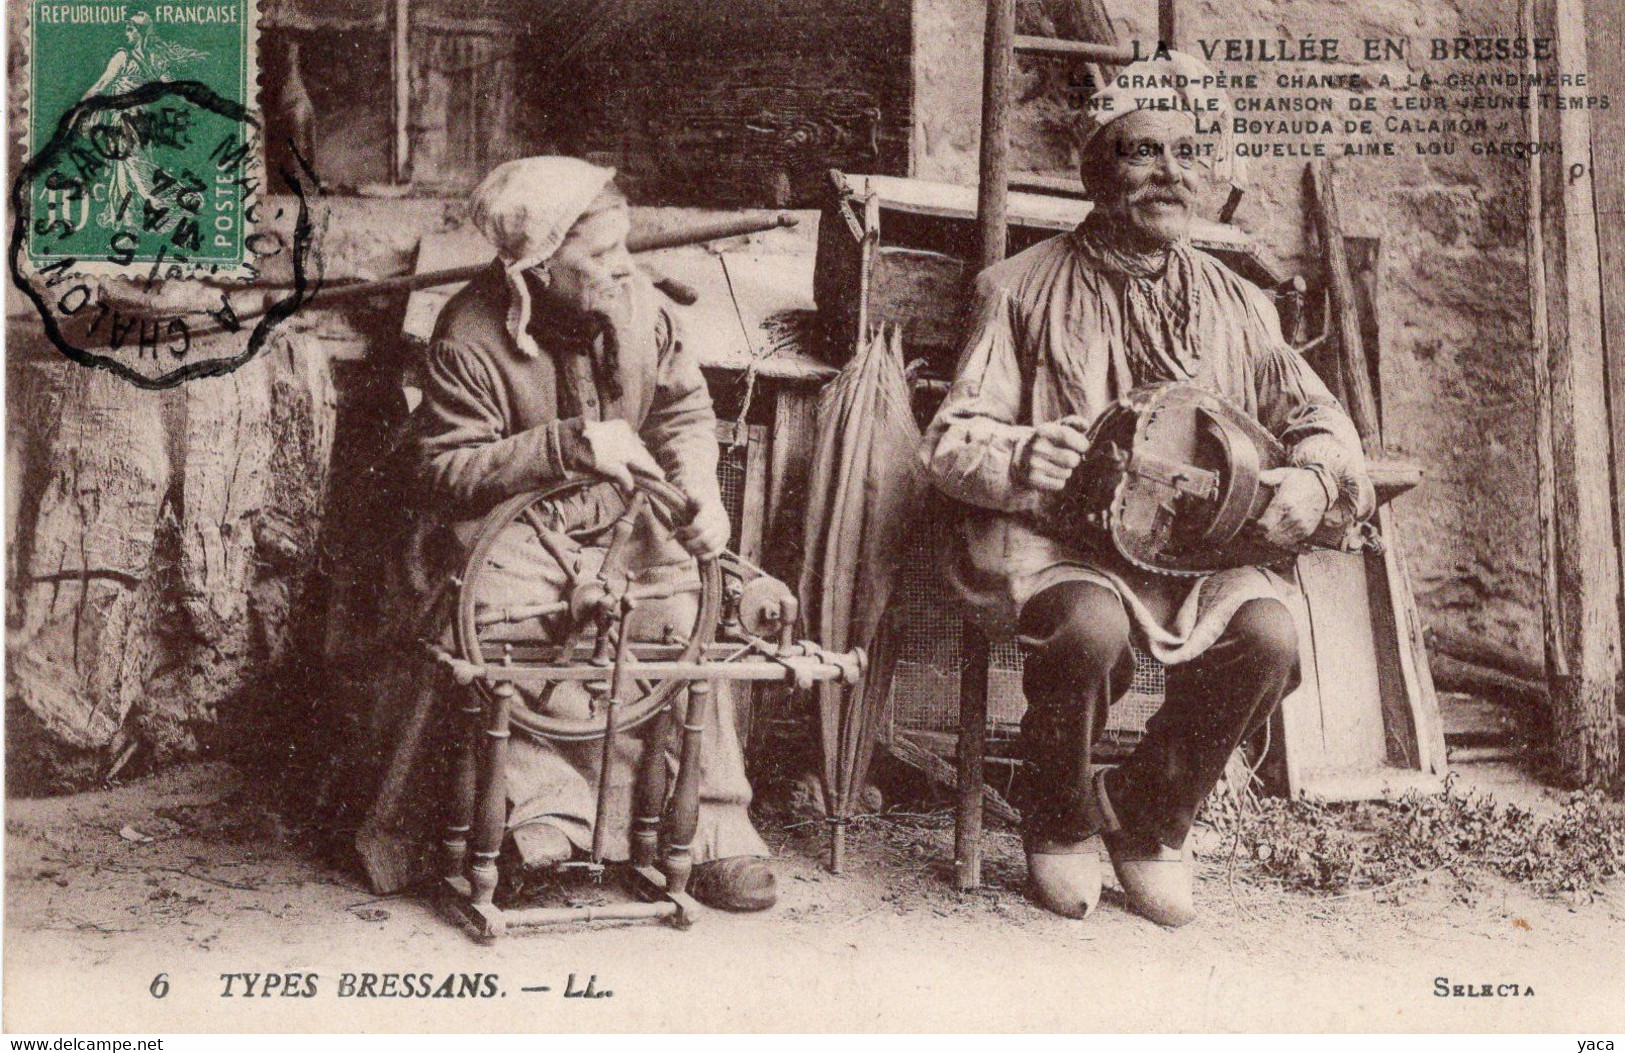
left=921, top=224, right=1375, bottom=663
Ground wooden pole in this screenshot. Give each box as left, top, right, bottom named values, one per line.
left=956, top=0, right=1016, bottom=893
left=390, top=0, right=412, bottom=184
left=1158, top=0, right=1177, bottom=48
left=955, top=624, right=991, bottom=891
left=977, top=0, right=1015, bottom=271
left=1538, top=0, right=1621, bottom=785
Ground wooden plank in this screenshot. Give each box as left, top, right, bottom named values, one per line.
left=1372, top=510, right=1442, bottom=773
left=1441, top=693, right=1525, bottom=747
left=1346, top=236, right=1383, bottom=428
left=1274, top=563, right=1327, bottom=795
left=1367, top=458, right=1423, bottom=502
left=1009, top=172, right=1090, bottom=198
left=833, top=172, right=1257, bottom=251
left=1289, top=769, right=1444, bottom=802
left=1307, top=163, right=1380, bottom=444
left=1521, top=0, right=1567, bottom=695
left=1302, top=161, right=1446, bottom=793
left=1297, top=552, right=1387, bottom=772
left=1430, top=654, right=1548, bottom=711
left=766, top=387, right=820, bottom=579
left=1430, top=626, right=1545, bottom=682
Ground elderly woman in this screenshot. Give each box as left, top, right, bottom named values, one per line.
left=361, top=157, right=774, bottom=912
left=921, top=55, right=1373, bottom=926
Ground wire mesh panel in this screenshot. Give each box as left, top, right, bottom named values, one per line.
left=716, top=437, right=749, bottom=546
left=887, top=511, right=1165, bottom=746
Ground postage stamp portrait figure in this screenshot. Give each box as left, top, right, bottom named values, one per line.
left=25, top=0, right=257, bottom=272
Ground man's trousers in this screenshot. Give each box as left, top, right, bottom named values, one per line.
left=1014, top=579, right=1301, bottom=849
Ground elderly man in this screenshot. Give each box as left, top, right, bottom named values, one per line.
left=402, top=156, right=774, bottom=911
left=922, top=57, right=1373, bottom=926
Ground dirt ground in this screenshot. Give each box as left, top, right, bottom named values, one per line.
left=4, top=760, right=1623, bottom=1033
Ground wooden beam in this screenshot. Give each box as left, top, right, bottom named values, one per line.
left=891, top=733, right=1021, bottom=825
left=1585, top=0, right=1625, bottom=664
left=1009, top=171, right=1090, bottom=199
left=1429, top=625, right=1545, bottom=683
left=1535, top=0, right=1622, bottom=785
left=1524, top=0, right=1567, bottom=689
left=738, top=423, right=769, bottom=566
left=1307, top=162, right=1381, bottom=447
left=1011, top=35, right=1137, bottom=63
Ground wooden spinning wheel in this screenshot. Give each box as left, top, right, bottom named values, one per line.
left=430, top=469, right=865, bottom=940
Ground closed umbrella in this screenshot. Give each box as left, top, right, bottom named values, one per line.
left=799, top=326, right=925, bottom=871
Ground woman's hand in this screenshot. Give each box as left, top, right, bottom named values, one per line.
left=582, top=419, right=664, bottom=490
left=675, top=501, right=731, bottom=561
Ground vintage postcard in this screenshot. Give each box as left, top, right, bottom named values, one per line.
left=4, top=0, right=1624, bottom=1036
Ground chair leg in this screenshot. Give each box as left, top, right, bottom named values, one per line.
left=956, top=621, right=990, bottom=891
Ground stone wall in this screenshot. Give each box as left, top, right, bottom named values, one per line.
left=912, top=0, right=1539, bottom=662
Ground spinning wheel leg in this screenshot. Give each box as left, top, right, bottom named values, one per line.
left=662, top=680, right=710, bottom=906
left=471, top=682, right=514, bottom=907
left=631, top=708, right=670, bottom=868
left=442, top=689, right=481, bottom=881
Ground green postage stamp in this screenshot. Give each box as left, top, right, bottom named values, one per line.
left=11, top=0, right=322, bottom=389
left=22, top=0, right=260, bottom=274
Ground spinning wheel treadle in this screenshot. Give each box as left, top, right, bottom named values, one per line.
left=430, top=468, right=865, bottom=940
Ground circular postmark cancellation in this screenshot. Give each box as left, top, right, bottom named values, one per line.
left=10, top=79, right=322, bottom=389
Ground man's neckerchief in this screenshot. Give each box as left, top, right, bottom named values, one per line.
left=1074, top=213, right=1205, bottom=383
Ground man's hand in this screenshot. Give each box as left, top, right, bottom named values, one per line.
left=1256, top=467, right=1332, bottom=549
left=582, top=419, right=664, bottom=490
left=675, top=501, right=730, bottom=561
left=1016, top=417, right=1092, bottom=493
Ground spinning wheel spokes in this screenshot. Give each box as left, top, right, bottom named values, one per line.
left=453, top=475, right=721, bottom=743
left=434, top=468, right=864, bottom=939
